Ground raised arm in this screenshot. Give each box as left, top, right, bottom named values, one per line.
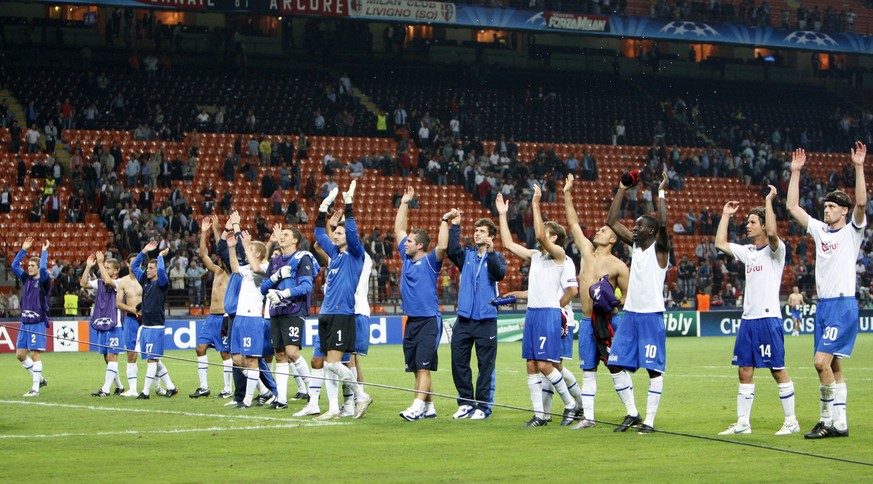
left=133, top=241, right=156, bottom=281
left=199, top=217, right=220, bottom=274
left=764, top=184, right=780, bottom=252
left=342, top=181, right=365, bottom=258
left=606, top=178, right=634, bottom=245
left=394, top=186, right=414, bottom=242
left=156, top=246, right=169, bottom=287
left=39, top=240, right=49, bottom=282
left=532, top=184, right=565, bottom=263
left=11, top=237, right=32, bottom=279
left=445, top=210, right=466, bottom=269
left=227, top=231, right=241, bottom=274
left=715, top=201, right=739, bottom=256
left=563, top=174, right=593, bottom=255
left=315, top=186, right=340, bottom=259
left=240, top=231, right=264, bottom=274
left=654, top=172, right=671, bottom=265
left=95, top=251, right=117, bottom=288
left=496, top=192, right=532, bottom=260
left=80, top=253, right=97, bottom=288
left=436, top=208, right=455, bottom=262
left=786, top=148, right=810, bottom=229
left=851, top=141, right=867, bottom=226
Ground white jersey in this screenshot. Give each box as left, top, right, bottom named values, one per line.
left=807, top=217, right=866, bottom=298
left=355, top=253, right=372, bottom=317
left=560, top=258, right=579, bottom=322
left=236, top=262, right=268, bottom=317
left=730, top=241, right=785, bottom=319
left=527, top=251, right=566, bottom=309
left=624, top=242, right=667, bottom=313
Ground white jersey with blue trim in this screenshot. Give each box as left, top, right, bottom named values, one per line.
left=527, top=251, right=565, bottom=309
left=236, top=263, right=268, bottom=317
left=560, top=258, right=578, bottom=321
left=624, top=242, right=667, bottom=313
left=729, top=240, right=785, bottom=319
left=807, top=217, right=866, bottom=298
left=355, top=253, right=372, bottom=317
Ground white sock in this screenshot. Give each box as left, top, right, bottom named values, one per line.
left=325, top=361, right=360, bottom=395
left=21, top=357, right=34, bottom=373
left=561, top=367, right=584, bottom=407
left=276, top=363, right=290, bottom=404
left=547, top=369, right=576, bottom=409
left=102, top=361, right=119, bottom=393
left=243, top=369, right=259, bottom=406
left=412, top=398, right=426, bottom=412
left=156, top=360, right=175, bottom=390
left=820, top=383, right=835, bottom=426
left=31, top=361, right=43, bottom=392
left=643, top=376, right=663, bottom=428
left=257, top=379, right=268, bottom=395
left=425, top=401, right=435, bottom=415
left=540, top=374, right=554, bottom=417
left=222, top=359, right=233, bottom=393
left=833, top=382, right=847, bottom=431
left=777, top=381, right=796, bottom=423
left=351, top=366, right=366, bottom=396
left=114, top=367, right=123, bottom=389
left=143, top=362, right=157, bottom=396
left=527, top=374, right=544, bottom=419
left=581, top=371, right=597, bottom=421
left=292, top=357, right=311, bottom=394
left=309, top=368, right=323, bottom=404
left=737, top=383, right=755, bottom=427
left=611, top=370, right=638, bottom=417
left=342, top=383, right=354, bottom=409
left=127, top=363, right=138, bottom=392
left=325, top=374, right=340, bottom=413
left=197, top=356, right=209, bottom=389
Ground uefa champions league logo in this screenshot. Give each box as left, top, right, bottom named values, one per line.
left=784, top=31, right=838, bottom=46
left=21, top=310, right=40, bottom=319
left=659, top=21, right=720, bottom=37
left=56, top=325, right=76, bottom=347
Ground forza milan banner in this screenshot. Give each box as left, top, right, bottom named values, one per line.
left=542, top=11, right=609, bottom=32
left=349, top=0, right=456, bottom=23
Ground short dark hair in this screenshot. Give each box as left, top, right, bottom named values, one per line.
left=544, top=221, right=566, bottom=247
left=824, top=190, right=851, bottom=208
left=411, top=229, right=431, bottom=252
left=286, top=227, right=303, bottom=245
left=475, top=218, right=497, bottom=237
left=748, top=207, right=766, bottom=224
left=640, top=215, right=660, bottom=233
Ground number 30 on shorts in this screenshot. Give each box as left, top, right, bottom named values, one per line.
left=823, top=326, right=839, bottom=341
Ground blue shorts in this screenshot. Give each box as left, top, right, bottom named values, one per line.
left=403, top=316, right=440, bottom=372
left=522, top=307, right=562, bottom=363
left=814, top=297, right=859, bottom=358
left=137, top=326, right=165, bottom=359
left=262, top=319, right=274, bottom=357
left=578, top=317, right=597, bottom=370
left=561, top=320, right=576, bottom=360
left=790, top=308, right=801, bottom=320
left=97, top=326, right=126, bottom=355
left=355, top=315, right=371, bottom=356
left=231, top=315, right=265, bottom=357
left=197, top=314, right=229, bottom=352
left=732, top=317, right=785, bottom=369
left=123, top=316, right=140, bottom=352
left=608, top=311, right=666, bottom=373
left=16, top=322, right=47, bottom=351
left=312, top=334, right=351, bottom=362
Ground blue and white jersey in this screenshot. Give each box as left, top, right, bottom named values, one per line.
left=729, top=241, right=784, bottom=319
left=398, top=237, right=443, bottom=318
left=316, top=217, right=365, bottom=315
left=807, top=216, right=866, bottom=298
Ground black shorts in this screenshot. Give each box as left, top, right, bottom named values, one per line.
left=318, top=314, right=356, bottom=354
left=271, top=315, right=304, bottom=351
left=403, top=316, right=440, bottom=372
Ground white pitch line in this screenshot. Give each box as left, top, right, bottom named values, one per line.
left=0, top=423, right=311, bottom=440
left=0, top=400, right=349, bottom=424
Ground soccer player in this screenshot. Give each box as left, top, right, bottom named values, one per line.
left=116, top=254, right=144, bottom=397
left=394, top=187, right=447, bottom=421
left=496, top=185, right=579, bottom=427
left=787, top=144, right=867, bottom=439
left=313, top=180, right=369, bottom=420
left=261, top=223, right=318, bottom=410
left=444, top=208, right=507, bottom=420
left=787, top=286, right=805, bottom=337
left=133, top=240, right=179, bottom=399
left=226, top=213, right=271, bottom=409
left=563, top=174, right=629, bottom=429
left=716, top=186, right=800, bottom=436
left=82, top=251, right=125, bottom=396
left=190, top=215, right=233, bottom=399
left=11, top=237, right=50, bottom=397
left=605, top=171, right=670, bottom=434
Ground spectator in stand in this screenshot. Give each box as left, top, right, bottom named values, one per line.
left=25, top=124, right=41, bottom=154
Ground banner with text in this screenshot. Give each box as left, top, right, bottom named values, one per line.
left=350, top=0, right=456, bottom=23
left=542, top=11, right=609, bottom=33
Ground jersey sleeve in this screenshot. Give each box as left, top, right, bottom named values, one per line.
left=87, top=280, right=98, bottom=290
left=561, top=258, right=578, bottom=290
left=728, top=243, right=748, bottom=264
left=771, top=239, right=786, bottom=262
left=806, top=217, right=825, bottom=243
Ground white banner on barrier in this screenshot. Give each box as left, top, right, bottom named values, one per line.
left=350, top=0, right=456, bottom=23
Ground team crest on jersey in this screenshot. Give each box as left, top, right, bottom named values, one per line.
left=820, top=241, right=839, bottom=253
left=21, top=310, right=40, bottom=319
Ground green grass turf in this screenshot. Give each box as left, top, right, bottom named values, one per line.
left=3, top=335, right=873, bottom=482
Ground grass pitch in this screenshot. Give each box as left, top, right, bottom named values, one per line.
left=2, top=334, right=873, bottom=482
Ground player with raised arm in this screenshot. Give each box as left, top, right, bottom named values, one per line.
left=395, top=187, right=448, bottom=421
left=787, top=143, right=867, bottom=439
left=190, top=215, right=233, bottom=399
left=716, top=186, right=799, bottom=436
left=444, top=208, right=507, bottom=420
left=787, top=286, right=805, bottom=337
left=133, top=241, right=178, bottom=399
left=260, top=223, right=318, bottom=410
left=605, top=170, right=670, bottom=434
left=12, top=237, right=51, bottom=397
left=116, top=254, right=144, bottom=397
left=496, top=185, right=579, bottom=427
left=313, top=180, right=369, bottom=420
left=82, top=251, right=125, bottom=396
left=563, top=173, right=629, bottom=429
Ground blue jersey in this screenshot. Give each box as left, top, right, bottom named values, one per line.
left=316, top=217, right=365, bottom=315
left=446, top=225, right=506, bottom=320
left=217, top=237, right=246, bottom=315
left=398, top=236, right=443, bottom=318
left=132, top=252, right=169, bottom=327
left=260, top=250, right=318, bottom=317
left=11, top=249, right=51, bottom=325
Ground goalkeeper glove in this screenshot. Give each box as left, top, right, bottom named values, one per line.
left=342, top=180, right=356, bottom=204
left=266, top=288, right=291, bottom=305
left=319, top=187, right=339, bottom=213
left=270, top=265, right=292, bottom=283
